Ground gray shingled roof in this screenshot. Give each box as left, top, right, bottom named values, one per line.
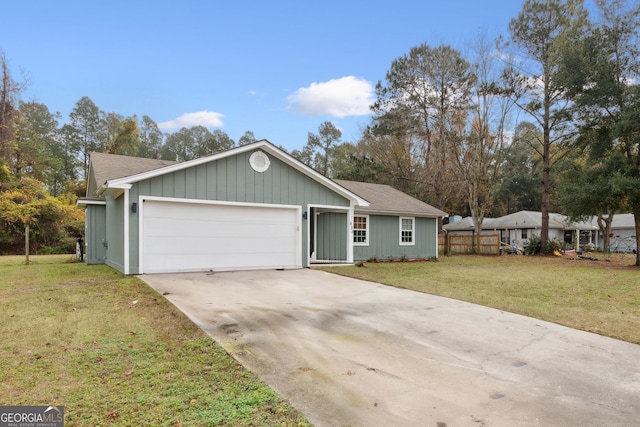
left=90, top=152, right=176, bottom=188
left=334, top=179, right=447, bottom=217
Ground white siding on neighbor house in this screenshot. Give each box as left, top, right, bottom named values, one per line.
left=140, top=198, right=301, bottom=273
left=506, top=228, right=565, bottom=247
left=608, top=229, right=637, bottom=253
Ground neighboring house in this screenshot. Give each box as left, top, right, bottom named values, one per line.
left=441, top=216, right=498, bottom=235
left=443, top=210, right=599, bottom=250
left=77, top=140, right=446, bottom=274
left=588, top=214, right=637, bottom=253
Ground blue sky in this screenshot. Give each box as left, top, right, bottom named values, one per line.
left=2, top=1, right=527, bottom=152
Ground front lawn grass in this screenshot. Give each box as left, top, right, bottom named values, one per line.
left=0, top=255, right=309, bottom=426
left=320, top=254, right=640, bottom=345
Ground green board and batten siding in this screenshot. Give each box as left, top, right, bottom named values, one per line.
left=84, top=204, right=107, bottom=264
left=315, top=212, right=348, bottom=261
left=353, top=215, right=438, bottom=261
left=125, top=150, right=350, bottom=274
left=105, top=195, right=126, bottom=273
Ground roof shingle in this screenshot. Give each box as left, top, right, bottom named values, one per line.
left=90, top=152, right=176, bottom=188
left=334, top=180, right=446, bottom=217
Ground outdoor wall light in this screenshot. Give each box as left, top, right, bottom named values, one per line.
left=131, top=202, right=137, bottom=213
left=302, top=211, right=308, bottom=220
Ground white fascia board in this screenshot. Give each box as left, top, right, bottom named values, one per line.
left=101, top=140, right=370, bottom=208
left=356, top=209, right=447, bottom=218
left=108, top=183, right=132, bottom=190
left=96, top=182, right=131, bottom=196
left=76, top=198, right=107, bottom=208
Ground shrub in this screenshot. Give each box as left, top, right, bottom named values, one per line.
left=525, top=235, right=561, bottom=255
left=525, top=234, right=542, bottom=255
left=545, top=239, right=561, bottom=254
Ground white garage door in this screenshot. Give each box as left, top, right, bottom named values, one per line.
left=141, top=200, right=300, bottom=273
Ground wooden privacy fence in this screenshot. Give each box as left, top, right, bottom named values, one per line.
left=438, top=233, right=500, bottom=255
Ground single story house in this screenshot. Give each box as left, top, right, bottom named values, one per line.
left=443, top=210, right=599, bottom=250
left=587, top=214, right=637, bottom=253
left=77, top=140, right=447, bottom=274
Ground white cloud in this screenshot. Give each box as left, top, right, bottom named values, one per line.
left=157, top=110, right=224, bottom=130
left=287, top=76, right=374, bottom=118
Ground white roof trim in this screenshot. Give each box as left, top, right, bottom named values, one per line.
left=96, top=182, right=131, bottom=196
left=102, top=140, right=370, bottom=207
left=76, top=198, right=107, bottom=208
left=357, top=208, right=448, bottom=218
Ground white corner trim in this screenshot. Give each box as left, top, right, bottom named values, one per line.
left=123, top=189, right=130, bottom=275
left=347, top=206, right=355, bottom=263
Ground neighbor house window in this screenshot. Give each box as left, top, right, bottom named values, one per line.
left=353, top=215, right=368, bottom=245
left=521, top=229, right=528, bottom=239
left=400, top=217, right=415, bottom=245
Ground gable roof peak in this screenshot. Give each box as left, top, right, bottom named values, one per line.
left=89, top=141, right=369, bottom=207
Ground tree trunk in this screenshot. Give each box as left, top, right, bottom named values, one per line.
left=596, top=212, right=614, bottom=256
left=540, top=165, right=550, bottom=252
left=540, top=63, right=552, bottom=253
left=25, top=225, right=29, bottom=265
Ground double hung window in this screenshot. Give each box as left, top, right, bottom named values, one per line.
left=400, top=217, right=415, bottom=245
left=353, top=215, right=368, bottom=245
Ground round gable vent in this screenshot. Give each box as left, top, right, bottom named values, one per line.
left=249, top=151, right=270, bottom=173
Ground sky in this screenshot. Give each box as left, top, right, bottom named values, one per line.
left=1, top=1, right=528, bottom=152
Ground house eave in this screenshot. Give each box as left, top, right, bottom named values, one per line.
left=76, top=198, right=107, bottom=208
left=356, top=208, right=448, bottom=218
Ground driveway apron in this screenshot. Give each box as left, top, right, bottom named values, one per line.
left=140, top=269, right=640, bottom=427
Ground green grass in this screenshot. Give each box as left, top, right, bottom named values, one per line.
left=320, top=254, right=640, bottom=345
left=0, top=255, right=310, bottom=427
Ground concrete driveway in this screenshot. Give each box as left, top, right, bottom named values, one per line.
left=141, top=269, right=640, bottom=427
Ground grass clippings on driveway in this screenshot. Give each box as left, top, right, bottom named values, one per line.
left=0, top=255, right=309, bottom=427
left=320, top=254, right=640, bottom=345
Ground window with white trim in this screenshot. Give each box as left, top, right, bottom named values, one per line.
left=400, top=217, right=415, bottom=245
left=353, top=215, right=369, bottom=245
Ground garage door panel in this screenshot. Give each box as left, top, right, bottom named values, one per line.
left=144, top=235, right=294, bottom=254
left=145, top=222, right=296, bottom=241
left=142, top=200, right=300, bottom=273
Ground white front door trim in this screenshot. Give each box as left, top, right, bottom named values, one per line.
left=307, top=203, right=354, bottom=264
